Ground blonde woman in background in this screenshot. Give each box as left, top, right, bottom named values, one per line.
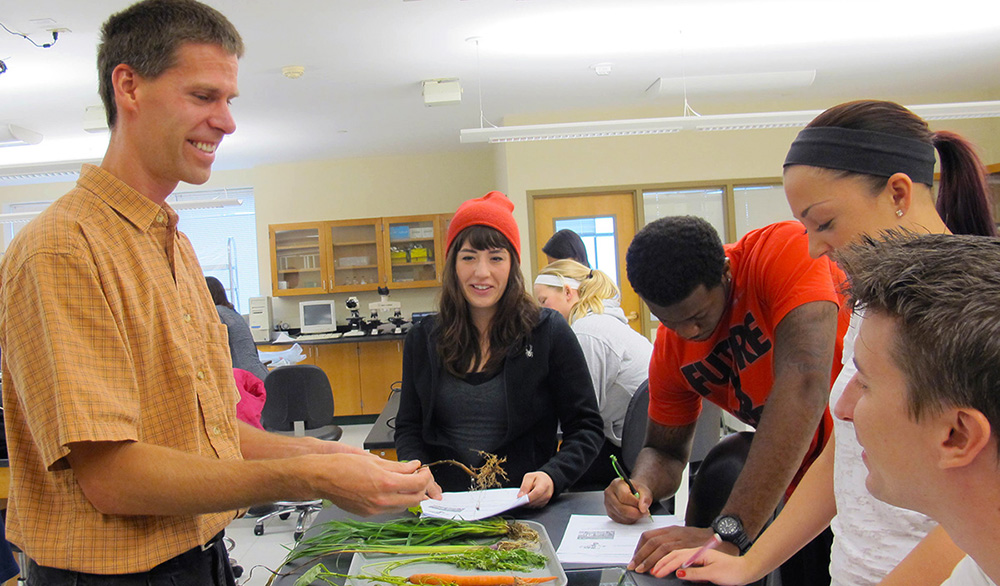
left=534, top=260, right=653, bottom=487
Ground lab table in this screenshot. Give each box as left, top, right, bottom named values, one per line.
left=271, top=491, right=688, bottom=586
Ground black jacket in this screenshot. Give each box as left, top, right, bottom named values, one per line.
left=394, top=308, right=604, bottom=496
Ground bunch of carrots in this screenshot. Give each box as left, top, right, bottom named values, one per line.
left=294, top=564, right=557, bottom=586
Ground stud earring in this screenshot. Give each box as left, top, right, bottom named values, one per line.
left=895, top=209, right=904, bottom=218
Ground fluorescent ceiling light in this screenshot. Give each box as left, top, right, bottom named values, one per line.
left=0, top=198, right=242, bottom=224
left=460, top=101, right=1000, bottom=144
left=0, top=124, right=43, bottom=147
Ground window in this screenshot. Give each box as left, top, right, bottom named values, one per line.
left=732, top=184, right=795, bottom=238
left=643, top=186, right=726, bottom=235
left=2, top=187, right=260, bottom=314
left=167, top=187, right=259, bottom=313
left=553, top=216, right=619, bottom=287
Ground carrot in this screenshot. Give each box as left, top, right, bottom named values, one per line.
left=407, top=573, right=558, bottom=585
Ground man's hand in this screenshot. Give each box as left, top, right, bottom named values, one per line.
left=518, top=471, right=554, bottom=508
left=310, top=439, right=370, bottom=456
left=651, top=546, right=754, bottom=583
left=628, top=526, right=738, bottom=574
left=313, top=454, right=436, bottom=516
left=604, top=478, right=653, bottom=524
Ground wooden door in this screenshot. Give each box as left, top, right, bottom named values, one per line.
left=533, top=193, right=642, bottom=334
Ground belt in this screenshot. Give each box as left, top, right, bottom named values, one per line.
left=198, top=531, right=225, bottom=552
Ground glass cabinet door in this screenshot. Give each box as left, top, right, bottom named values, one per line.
left=384, top=215, right=441, bottom=289
left=270, top=224, right=327, bottom=296
left=328, top=219, right=383, bottom=292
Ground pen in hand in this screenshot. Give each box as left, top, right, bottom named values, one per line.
left=610, top=454, right=652, bottom=519
left=680, top=533, right=722, bottom=569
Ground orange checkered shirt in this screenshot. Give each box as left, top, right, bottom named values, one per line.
left=0, top=164, right=243, bottom=573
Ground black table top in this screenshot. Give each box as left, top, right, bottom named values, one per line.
left=363, top=389, right=400, bottom=450
left=270, top=491, right=688, bottom=586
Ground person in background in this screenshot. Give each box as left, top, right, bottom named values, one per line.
left=542, top=229, right=591, bottom=267
left=654, top=100, right=990, bottom=585
left=0, top=2, right=433, bottom=583
left=609, top=216, right=849, bottom=586
left=533, top=260, right=653, bottom=487
left=395, top=192, right=604, bottom=506
left=206, top=276, right=269, bottom=382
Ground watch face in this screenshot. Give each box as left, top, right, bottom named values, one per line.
left=716, top=516, right=739, bottom=535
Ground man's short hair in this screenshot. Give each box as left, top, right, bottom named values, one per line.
left=97, top=0, right=244, bottom=128
left=838, top=232, right=1000, bottom=437
left=626, top=216, right=726, bottom=307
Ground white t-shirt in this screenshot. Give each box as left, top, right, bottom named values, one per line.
left=941, top=556, right=995, bottom=586
left=829, top=310, right=939, bottom=586
left=571, top=302, right=653, bottom=446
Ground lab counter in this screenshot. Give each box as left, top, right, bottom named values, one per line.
left=257, top=335, right=406, bottom=417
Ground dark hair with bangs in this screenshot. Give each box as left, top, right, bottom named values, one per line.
left=437, top=225, right=540, bottom=376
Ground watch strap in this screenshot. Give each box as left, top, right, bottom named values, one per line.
left=712, top=514, right=752, bottom=555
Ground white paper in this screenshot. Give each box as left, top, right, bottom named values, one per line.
left=419, top=488, right=530, bottom=520
left=556, top=514, right=684, bottom=565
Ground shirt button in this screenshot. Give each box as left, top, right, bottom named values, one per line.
left=156, top=213, right=165, bottom=223
left=183, top=313, right=192, bottom=323
left=197, top=370, right=205, bottom=380
left=212, top=426, right=222, bottom=436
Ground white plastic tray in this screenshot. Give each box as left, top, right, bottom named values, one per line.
left=346, top=520, right=567, bottom=586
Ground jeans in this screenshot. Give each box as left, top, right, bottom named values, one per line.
left=23, top=532, right=236, bottom=586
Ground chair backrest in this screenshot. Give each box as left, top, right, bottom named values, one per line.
left=620, top=379, right=649, bottom=473
left=261, top=365, right=336, bottom=432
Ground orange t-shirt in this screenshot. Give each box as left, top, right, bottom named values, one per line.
left=648, top=221, right=848, bottom=491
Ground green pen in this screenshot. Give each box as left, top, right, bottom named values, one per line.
left=611, top=454, right=653, bottom=520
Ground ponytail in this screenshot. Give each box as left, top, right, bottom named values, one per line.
left=537, top=260, right=620, bottom=324
left=571, top=269, right=620, bottom=324
left=933, top=131, right=997, bottom=237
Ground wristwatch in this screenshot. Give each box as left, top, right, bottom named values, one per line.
left=711, top=514, right=752, bottom=555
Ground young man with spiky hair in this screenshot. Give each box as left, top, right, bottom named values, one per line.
left=0, top=1, right=434, bottom=583
left=833, top=233, right=1000, bottom=585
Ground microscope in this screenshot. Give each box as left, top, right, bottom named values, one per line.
left=343, top=296, right=366, bottom=336
left=368, top=286, right=407, bottom=335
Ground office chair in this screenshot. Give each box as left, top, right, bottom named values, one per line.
left=619, top=380, right=649, bottom=473
left=256, top=365, right=342, bottom=540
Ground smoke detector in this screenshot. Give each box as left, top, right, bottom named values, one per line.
left=282, top=65, right=305, bottom=79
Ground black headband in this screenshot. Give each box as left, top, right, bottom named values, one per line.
left=783, top=127, right=936, bottom=185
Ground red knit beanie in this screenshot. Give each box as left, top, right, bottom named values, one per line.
left=446, top=191, right=521, bottom=260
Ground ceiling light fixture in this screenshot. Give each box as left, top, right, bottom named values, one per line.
left=0, top=124, right=43, bottom=147
left=0, top=198, right=242, bottom=224
left=282, top=65, right=305, bottom=79
left=460, top=100, right=1000, bottom=144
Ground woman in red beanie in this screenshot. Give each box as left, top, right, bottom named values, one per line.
left=394, top=192, right=605, bottom=506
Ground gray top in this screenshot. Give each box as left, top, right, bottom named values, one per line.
left=433, top=370, right=507, bottom=469
left=216, top=305, right=269, bottom=381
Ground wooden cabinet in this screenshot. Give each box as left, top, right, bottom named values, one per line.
left=269, top=214, right=451, bottom=296
left=384, top=214, right=447, bottom=290
left=258, top=339, right=403, bottom=417
left=270, top=223, right=328, bottom=296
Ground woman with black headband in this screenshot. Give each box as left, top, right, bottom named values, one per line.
left=655, top=100, right=994, bottom=586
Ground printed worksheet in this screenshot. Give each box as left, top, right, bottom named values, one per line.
left=419, top=488, right=530, bottom=520
left=556, top=514, right=684, bottom=565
